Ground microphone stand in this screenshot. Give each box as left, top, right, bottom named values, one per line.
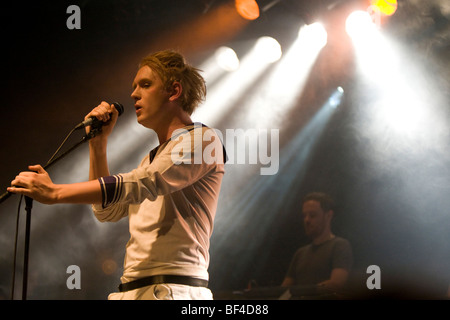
left=0, top=128, right=100, bottom=300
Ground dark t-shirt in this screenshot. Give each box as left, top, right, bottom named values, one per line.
left=285, top=237, right=353, bottom=285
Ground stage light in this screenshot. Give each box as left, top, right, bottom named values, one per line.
left=349, top=8, right=441, bottom=139
left=254, top=36, right=282, bottom=63
left=345, top=10, right=376, bottom=40
left=370, top=0, right=397, bottom=16
left=239, top=22, right=328, bottom=129
left=298, top=22, right=327, bottom=49
left=194, top=39, right=276, bottom=125
left=215, top=46, right=240, bottom=72
left=235, top=0, right=260, bottom=20
left=328, top=86, right=344, bottom=108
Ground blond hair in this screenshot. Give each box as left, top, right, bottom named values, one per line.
left=139, top=50, right=206, bottom=115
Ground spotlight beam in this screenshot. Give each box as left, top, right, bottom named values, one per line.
left=211, top=99, right=338, bottom=289
left=194, top=39, right=279, bottom=126
left=236, top=22, right=328, bottom=129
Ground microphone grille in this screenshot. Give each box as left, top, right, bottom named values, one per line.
left=111, top=102, right=125, bottom=116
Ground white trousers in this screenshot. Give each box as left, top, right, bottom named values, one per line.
left=108, top=283, right=213, bottom=300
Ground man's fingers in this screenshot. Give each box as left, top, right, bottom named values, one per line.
left=85, top=102, right=112, bottom=122
left=9, top=164, right=45, bottom=189
left=7, top=186, right=30, bottom=196
left=11, top=174, right=32, bottom=188
left=8, top=175, right=30, bottom=195
left=111, top=103, right=119, bottom=116
left=97, top=104, right=111, bottom=122
left=29, top=164, right=45, bottom=174
left=94, top=102, right=112, bottom=122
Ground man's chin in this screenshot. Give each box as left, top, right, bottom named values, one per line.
left=137, top=118, right=154, bottom=129
left=304, top=230, right=315, bottom=238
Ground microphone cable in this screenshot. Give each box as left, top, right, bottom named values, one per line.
left=46, top=127, right=77, bottom=166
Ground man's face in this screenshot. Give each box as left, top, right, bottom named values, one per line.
left=131, top=66, right=170, bottom=129
left=302, top=200, right=330, bottom=239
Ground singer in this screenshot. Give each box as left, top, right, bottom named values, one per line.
left=8, top=50, right=226, bottom=300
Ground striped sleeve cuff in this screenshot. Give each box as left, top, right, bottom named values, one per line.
left=98, top=175, right=123, bottom=208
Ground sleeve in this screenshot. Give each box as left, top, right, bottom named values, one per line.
left=92, top=201, right=129, bottom=223
left=92, top=126, right=225, bottom=222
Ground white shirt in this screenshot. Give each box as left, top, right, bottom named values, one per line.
left=92, top=123, right=225, bottom=283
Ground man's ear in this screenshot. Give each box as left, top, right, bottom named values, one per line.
left=169, top=81, right=182, bottom=102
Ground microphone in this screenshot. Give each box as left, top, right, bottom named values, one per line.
left=75, top=102, right=124, bottom=130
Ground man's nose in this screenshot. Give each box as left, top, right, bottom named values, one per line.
left=131, top=88, right=140, bottom=100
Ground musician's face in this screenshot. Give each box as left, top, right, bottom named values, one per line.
left=131, top=66, right=171, bottom=129
left=302, top=200, right=331, bottom=239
